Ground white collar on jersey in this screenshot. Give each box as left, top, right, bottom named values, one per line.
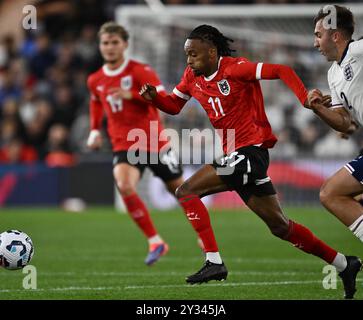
left=204, top=57, right=223, bottom=81
left=103, top=59, right=130, bottom=76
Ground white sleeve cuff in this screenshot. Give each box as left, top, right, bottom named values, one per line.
left=256, top=62, right=263, bottom=80
left=173, top=88, right=190, bottom=100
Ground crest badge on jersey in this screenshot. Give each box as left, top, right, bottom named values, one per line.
left=121, top=76, right=132, bottom=90
left=343, top=64, right=354, bottom=81
left=217, top=79, right=230, bottom=96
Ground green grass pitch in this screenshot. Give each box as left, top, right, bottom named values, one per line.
left=0, top=206, right=361, bottom=300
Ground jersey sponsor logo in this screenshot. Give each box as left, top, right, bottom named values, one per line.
left=121, top=75, right=132, bottom=90
left=217, top=79, right=230, bottom=96
left=343, top=64, right=354, bottom=81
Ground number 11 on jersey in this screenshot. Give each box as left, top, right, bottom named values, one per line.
left=208, top=97, right=225, bottom=117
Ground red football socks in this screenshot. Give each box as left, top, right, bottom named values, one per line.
left=284, top=220, right=337, bottom=263
left=179, top=194, right=219, bottom=252
left=122, top=193, right=157, bottom=238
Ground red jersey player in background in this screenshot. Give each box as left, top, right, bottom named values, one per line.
left=140, top=25, right=361, bottom=299
left=87, top=22, right=184, bottom=266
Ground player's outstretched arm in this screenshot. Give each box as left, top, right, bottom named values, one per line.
left=337, top=120, right=358, bottom=140
left=230, top=61, right=308, bottom=106
left=139, top=84, right=185, bottom=115
left=260, top=63, right=309, bottom=106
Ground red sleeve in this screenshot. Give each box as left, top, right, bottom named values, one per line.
left=153, top=93, right=185, bottom=115
left=148, top=67, right=191, bottom=114
left=226, top=59, right=258, bottom=81
left=87, top=75, right=104, bottom=130
left=227, top=60, right=308, bottom=106
left=260, top=63, right=308, bottom=106
left=142, top=68, right=190, bottom=114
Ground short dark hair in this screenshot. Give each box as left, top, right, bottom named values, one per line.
left=98, top=21, right=129, bottom=41
left=188, top=25, right=235, bottom=57
left=314, top=5, right=354, bottom=39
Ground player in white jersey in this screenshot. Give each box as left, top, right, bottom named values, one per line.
left=308, top=5, right=363, bottom=286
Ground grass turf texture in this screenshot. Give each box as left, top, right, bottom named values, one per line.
left=0, top=207, right=361, bottom=300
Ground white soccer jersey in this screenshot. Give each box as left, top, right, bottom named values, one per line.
left=328, top=39, right=363, bottom=125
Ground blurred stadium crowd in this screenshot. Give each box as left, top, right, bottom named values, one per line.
left=0, top=0, right=361, bottom=167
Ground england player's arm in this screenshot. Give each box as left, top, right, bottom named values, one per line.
left=229, top=59, right=353, bottom=132
left=313, top=38, right=362, bottom=132
left=139, top=69, right=191, bottom=115
left=87, top=76, right=104, bottom=149
left=307, top=72, right=352, bottom=133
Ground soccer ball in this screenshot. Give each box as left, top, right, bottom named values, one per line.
left=0, top=230, right=34, bottom=270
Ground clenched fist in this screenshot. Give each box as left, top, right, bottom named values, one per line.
left=305, top=89, right=323, bottom=109
left=139, top=84, right=157, bottom=101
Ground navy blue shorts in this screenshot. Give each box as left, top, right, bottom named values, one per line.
left=345, top=155, right=363, bottom=184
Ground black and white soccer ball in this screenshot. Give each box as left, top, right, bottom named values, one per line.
left=0, top=230, right=34, bottom=270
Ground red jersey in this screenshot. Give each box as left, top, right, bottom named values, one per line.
left=87, top=59, right=168, bottom=152
left=153, top=56, right=307, bottom=154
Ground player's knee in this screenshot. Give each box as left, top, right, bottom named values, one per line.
left=319, top=185, right=332, bottom=207
left=175, top=184, right=187, bottom=199
left=166, top=179, right=181, bottom=195
left=117, top=181, right=136, bottom=197
left=175, top=182, right=193, bottom=199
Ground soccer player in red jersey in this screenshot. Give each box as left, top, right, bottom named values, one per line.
left=87, top=22, right=184, bottom=266
left=140, top=25, right=361, bottom=298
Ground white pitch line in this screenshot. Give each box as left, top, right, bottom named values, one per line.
left=124, top=280, right=324, bottom=289
left=0, top=279, right=361, bottom=293
left=0, top=280, right=327, bottom=293
left=0, top=286, right=123, bottom=293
